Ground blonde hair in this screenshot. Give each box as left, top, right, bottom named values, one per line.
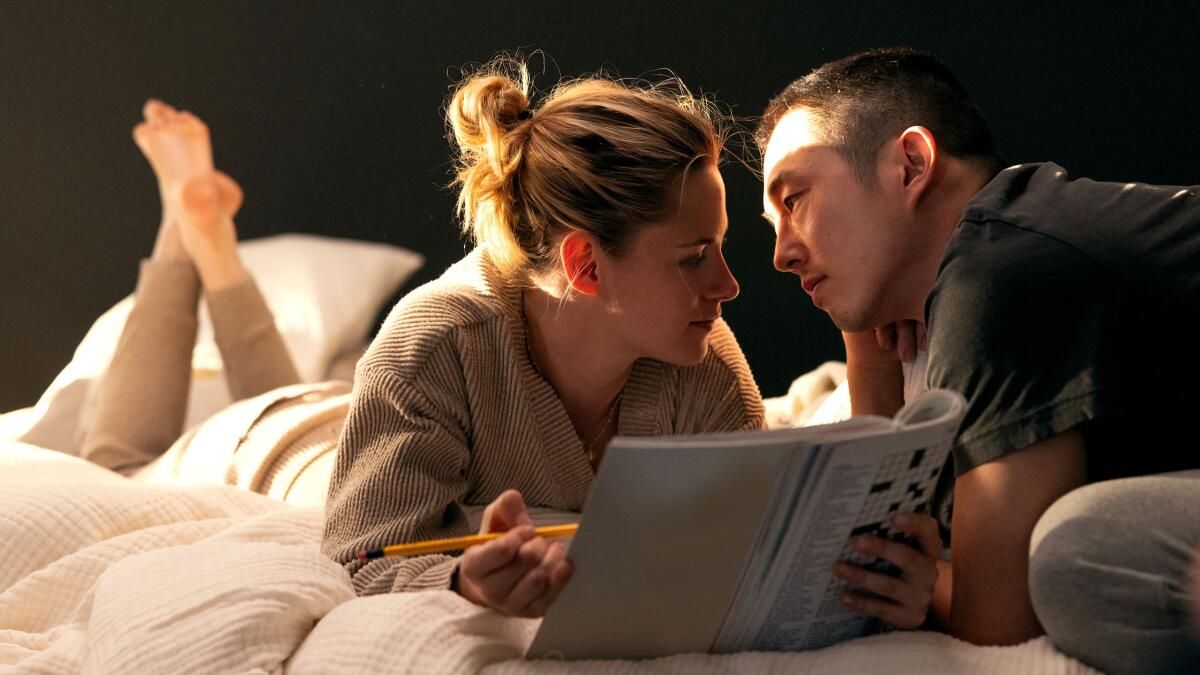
left=447, top=55, right=727, bottom=277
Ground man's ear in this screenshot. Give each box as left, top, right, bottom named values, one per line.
left=559, top=231, right=600, bottom=295
left=897, top=126, right=937, bottom=208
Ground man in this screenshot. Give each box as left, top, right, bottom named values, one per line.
left=757, top=47, right=1199, bottom=673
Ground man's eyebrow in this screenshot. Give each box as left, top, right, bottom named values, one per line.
left=765, top=169, right=801, bottom=202
left=760, top=211, right=774, bottom=224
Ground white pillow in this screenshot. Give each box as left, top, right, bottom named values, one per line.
left=18, top=233, right=423, bottom=454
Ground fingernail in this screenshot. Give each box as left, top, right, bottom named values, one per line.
left=853, top=537, right=871, bottom=552
left=893, top=513, right=912, bottom=526
left=904, top=347, right=916, bottom=363
left=841, top=593, right=857, bottom=608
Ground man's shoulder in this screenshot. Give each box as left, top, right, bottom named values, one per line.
left=931, top=217, right=1098, bottom=324
left=961, top=162, right=1200, bottom=265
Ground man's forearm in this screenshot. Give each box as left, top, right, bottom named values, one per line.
left=842, top=329, right=904, bottom=417
left=846, top=359, right=904, bottom=417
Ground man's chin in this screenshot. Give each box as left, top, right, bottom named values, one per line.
left=827, top=307, right=876, bottom=334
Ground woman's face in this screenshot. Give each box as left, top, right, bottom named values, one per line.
left=597, top=162, right=739, bottom=366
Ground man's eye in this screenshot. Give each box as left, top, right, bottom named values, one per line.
left=783, top=193, right=799, bottom=210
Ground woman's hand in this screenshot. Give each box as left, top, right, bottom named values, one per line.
left=452, top=489, right=574, bottom=618
left=833, top=512, right=942, bottom=629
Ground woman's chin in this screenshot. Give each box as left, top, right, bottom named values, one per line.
left=668, top=337, right=710, bottom=367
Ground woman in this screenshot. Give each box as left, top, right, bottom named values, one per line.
left=84, top=78, right=761, bottom=619
left=319, top=58, right=762, bottom=616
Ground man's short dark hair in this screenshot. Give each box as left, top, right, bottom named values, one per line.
left=757, top=47, right=1006, bottom=181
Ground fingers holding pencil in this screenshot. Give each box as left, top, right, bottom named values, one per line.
left=452, top=489, right=576, bottom=618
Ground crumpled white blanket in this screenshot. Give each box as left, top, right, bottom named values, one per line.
left=0, top=442, right=1097, bottom=674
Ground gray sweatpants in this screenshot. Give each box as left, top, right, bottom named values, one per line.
left=80, top=259, right=300, bottom=473
left=1029, top=471, right=1200, bottom=675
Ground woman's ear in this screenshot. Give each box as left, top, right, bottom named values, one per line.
left=559, top=231, right=600, bottom=295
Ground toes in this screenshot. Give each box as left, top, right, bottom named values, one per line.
left=132, top=121, right=152, bottom=150
left=175, top=110, right=210, bottom=138
left=143, top=99, right=172, bottom=124
left=213, top=171, right=243, bottom=217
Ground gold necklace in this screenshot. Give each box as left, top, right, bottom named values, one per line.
left=521, top=295, right=621, bottom=467
left=583, top=391, right=621, bottom=467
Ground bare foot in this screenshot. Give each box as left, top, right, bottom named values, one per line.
left=174, top=171, right=248, bottom=291
left=132, top=99, right=214, bottom=262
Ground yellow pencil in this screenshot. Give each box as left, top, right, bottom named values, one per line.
left=354, top=524, right=579, bottom=560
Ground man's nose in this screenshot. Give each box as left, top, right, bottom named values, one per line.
left=773, top=226, right=806, bottom=273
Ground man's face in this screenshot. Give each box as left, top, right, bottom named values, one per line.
left=761, top=108, right=908, bottom=332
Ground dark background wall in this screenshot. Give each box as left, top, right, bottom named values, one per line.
left=2, top=1, right=1198, bottom=412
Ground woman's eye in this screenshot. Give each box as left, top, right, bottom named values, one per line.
left=680, top=252, right=706, bottom=269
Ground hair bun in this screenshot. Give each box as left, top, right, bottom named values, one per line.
left=448, top=69, right=531, bottom=165
left=448, top=60, right=534, bottom=274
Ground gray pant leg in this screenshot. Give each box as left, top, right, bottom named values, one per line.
left=205, top=277, right=301, bottom=400
left=1029, top=470, right=1200, bottom=675
left=81, top=260, right=200, bottom=472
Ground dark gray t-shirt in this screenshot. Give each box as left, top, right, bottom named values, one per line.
left=925, top=162, right=1200, bottom=525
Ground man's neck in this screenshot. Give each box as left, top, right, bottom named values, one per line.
left=900, top=161, right=995, bottom=320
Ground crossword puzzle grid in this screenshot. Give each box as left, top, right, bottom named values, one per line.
left=819, top=446, right=944, bottom=610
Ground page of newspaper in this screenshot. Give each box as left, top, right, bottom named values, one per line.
left=715, top=389, right=964, bottom=652
left=526, top=436, right=795, bottom=660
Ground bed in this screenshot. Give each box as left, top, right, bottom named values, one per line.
left=0, top=235, right=1099, bottom=674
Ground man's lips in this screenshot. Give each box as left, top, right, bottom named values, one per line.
left=801, top=275, right=825, bottom=295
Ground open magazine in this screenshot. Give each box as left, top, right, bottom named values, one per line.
left=527, top=388, right=966, bottom=661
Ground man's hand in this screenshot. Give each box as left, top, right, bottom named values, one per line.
left=453, top=490, right=574, bottom=617
left=843, top=320, right=925, bottom=417
left=873, top=319, right=927, bottom=364
left=834, top=512, right=942, bottom=628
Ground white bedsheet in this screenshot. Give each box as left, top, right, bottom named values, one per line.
left=0, top=442, right=1098, bottom=674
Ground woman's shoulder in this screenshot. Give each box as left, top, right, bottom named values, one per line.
left=359, top=248, right=515, bottom=379
left=693, top=319, right=754, bottom=376
left=654, top=318, right=765, bottom=431
left=675, top=319, right=761, bottom=400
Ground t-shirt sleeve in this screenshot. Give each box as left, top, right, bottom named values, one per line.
left=320, top=362, right=472, bottom=595
left=926, top=220, right=1112, bottom=475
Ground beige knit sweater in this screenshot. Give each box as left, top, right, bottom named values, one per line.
left=320, top=248, right=765, bottom=595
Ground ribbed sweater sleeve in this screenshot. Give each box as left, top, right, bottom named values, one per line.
left=320, top=346, right=472, bottom=594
